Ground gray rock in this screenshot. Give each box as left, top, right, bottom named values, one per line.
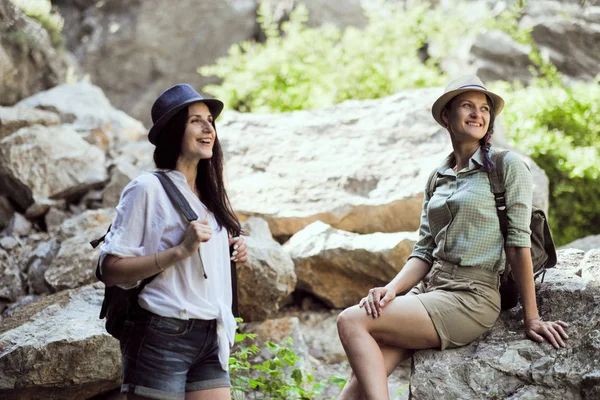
left=16, top=82, right=145, bottom=148
left=410, top=248, right=600, bottom=399
left=222, top=88, right=549, bottom=239
left=44, top=209, right=115, bottom=292
left=54, top=0, right=258, bottom=126
left=4, top=213, right=32, bottom=237
left=0, top=125, right=107, bottom=212
left=101, top=160, right=141, bottom=208
left=561, top=235, right=600, bottom=253
left=238, top=217, right=297, bottom=321
left=0, top=106, right=60, bottom=140
left=284, top=221, right=418, bottom=308
left=262, top=0, right=367, bottom=30
left=0, top=283, right=121, bottom=400
left=0, top=0, right=69, bottom=106
left=25, top=239, right=60, bottom=295
left=0, top=236, right=19, bottom=250
left=0, top=196, right=14, bottom=231
left=0, top=249, right=24, bottom=302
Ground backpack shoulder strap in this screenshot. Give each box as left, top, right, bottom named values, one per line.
left=487, top=150, right=510, bottom=241
left=153, top=171, right=198, bottom=222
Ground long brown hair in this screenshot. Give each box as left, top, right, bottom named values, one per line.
left=153, top=105, right=241, bottom=236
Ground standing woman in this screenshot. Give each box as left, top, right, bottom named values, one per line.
left=100, top=84, right=248, bottom=400
left=336, top=76, right=569, bottom=400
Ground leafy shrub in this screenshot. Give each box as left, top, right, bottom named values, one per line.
left=230, top=324, right=343, bottom=399
left=11, top=0, right=64, bottom=47
left=495, top=79, right=600, bottom=245
left=200, top=1, right=493, bottom=113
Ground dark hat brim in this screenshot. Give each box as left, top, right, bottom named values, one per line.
left=148, top=98, right=224, bottom=145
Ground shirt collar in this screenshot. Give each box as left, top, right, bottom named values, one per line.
left=437, top=146, right=486, bottom=175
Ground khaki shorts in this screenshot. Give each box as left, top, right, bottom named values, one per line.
left=408, top=259, right=501, bottom=350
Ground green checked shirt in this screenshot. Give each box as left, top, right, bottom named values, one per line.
left=410, top=147, right=533, bottom=273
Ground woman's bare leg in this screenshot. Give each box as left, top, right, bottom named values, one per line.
left=337, top=296, right=440, bottom=400
left=338, top=344, right=413, bottom=400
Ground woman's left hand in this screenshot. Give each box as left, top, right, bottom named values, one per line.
left=229, top=236, right=248, bottom=266
left=525, top=318, right=569, bottom=349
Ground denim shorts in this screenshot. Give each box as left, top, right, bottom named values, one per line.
left=119, top=307, right=230, bottom=399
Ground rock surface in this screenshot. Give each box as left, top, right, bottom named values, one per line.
left=562, top=235, right=600, bottom=253
left=16, top=82, right=145, bottom=148
left=410, top=248, right=600, bottom=400
left=0, top=0, right=69, bottom=106
left=44, top=209, right=115, bottom=293
left=54, top=0, right=258, bottom=126
left=0, top=283, right=120, bottom=400
left=284, top=221, right=418, bottom=308
left=0, top=124, right=107, bottom=212
left=0, top=106, right=60, bottom=140
left=237, top=217, right=297, bottom=321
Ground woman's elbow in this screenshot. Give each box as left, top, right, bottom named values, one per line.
left=100, top=255, right=123, bottom=286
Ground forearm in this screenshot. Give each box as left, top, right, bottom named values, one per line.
left=101, top=245, right=188, bottom=286
left=385, top=257, right=431, bottom=295
left=506, top=246, right=539, bottom=322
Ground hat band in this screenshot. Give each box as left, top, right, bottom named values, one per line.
left=458, top=84, right=487, bottom=90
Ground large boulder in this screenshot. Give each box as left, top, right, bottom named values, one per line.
left=410, top=248, right=600, bottom=399
left=0, top=283, right=120, bottom=400
left=16, top=82, right=145, bottom=148
left=237, top=217, right=297, bottom=322
left=221, top=89, right=548, bottom=239
left=0, top=124, right=107, bottom=213
left=44, top=209, right=115, bottom=292
left=0, top=106, right=60, bottom=140
left=284, top=221, right=418, bottom=308
left=0, top=0, right=70, bottom=106
left=561, top=235, right=600, bottom=253
left=53, top=0, right=258, bottom=125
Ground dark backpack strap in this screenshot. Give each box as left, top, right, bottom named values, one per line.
left=153, top=171, right=198, bottom=222
left=487, top=151, right=510, bottom=241
left=153, top=171, right=240, bottom=315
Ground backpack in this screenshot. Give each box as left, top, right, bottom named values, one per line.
left=426, top=150, right=557, bottom=310
left=90, top=171, right=239, bottom=340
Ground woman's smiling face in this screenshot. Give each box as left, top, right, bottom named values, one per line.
left=442, top=91, right=491, bottom=143
left=179, top=102, right=215, bottom=161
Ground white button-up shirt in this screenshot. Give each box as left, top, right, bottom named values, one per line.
left=100, top=169, right=236, bottom=371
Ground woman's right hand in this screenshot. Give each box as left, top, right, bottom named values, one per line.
left=178, top=219, right=212, bottom=256
left=359, top=286, right=396, bottom=318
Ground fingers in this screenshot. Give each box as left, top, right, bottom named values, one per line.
left=368, top=288, right=384, bottom=318
left=527, top=329, right=545, bottom=343
left=554, top=322, right=569, bottom=340
left=359, top=297, right=366, bottom=308
left=190, top=219, right=212, bottom=242
left=230, top=237, right=248, bottom=264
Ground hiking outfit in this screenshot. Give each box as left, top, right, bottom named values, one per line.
left=408, top=147, right=533, bottom=350
left=99, top=170, right=235, bottom=398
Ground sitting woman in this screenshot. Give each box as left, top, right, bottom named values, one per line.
left=336, top=75, right=569, bottom=400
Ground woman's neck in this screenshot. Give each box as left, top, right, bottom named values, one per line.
left=175, top=157, right=200, bottom=196
left=452, top=141, right=480, bottom=171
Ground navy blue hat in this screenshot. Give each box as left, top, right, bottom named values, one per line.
left=148, top=84, right=224, bottom=145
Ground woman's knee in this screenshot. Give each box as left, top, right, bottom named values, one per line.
left=337, top=306, right=366, bottom=339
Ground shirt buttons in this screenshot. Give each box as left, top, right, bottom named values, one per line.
left=179, top=309, right=187, bottom=318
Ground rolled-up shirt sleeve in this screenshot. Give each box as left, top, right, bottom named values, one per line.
left=99, top=174, right=168, bottom=275
left=503, top=153, right=533, bottom=248
left=408, top=189, right=436, bottom=266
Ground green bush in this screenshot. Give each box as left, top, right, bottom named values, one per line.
left=199, top=1, right=494, bottom=113
left=230, top=324, right=344, bottom=399
left=11, top=0, right=64, bottom=47
left=494, top=79, right=600, bottom=245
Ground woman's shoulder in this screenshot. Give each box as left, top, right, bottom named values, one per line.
left=120, top=171, right=165, bottom=200
left=494, top=149, right=530, bottom=172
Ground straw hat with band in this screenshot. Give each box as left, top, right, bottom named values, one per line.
left=431, top=75, right=504, bottom=128
left=148, top=84, right=224, bottom=145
